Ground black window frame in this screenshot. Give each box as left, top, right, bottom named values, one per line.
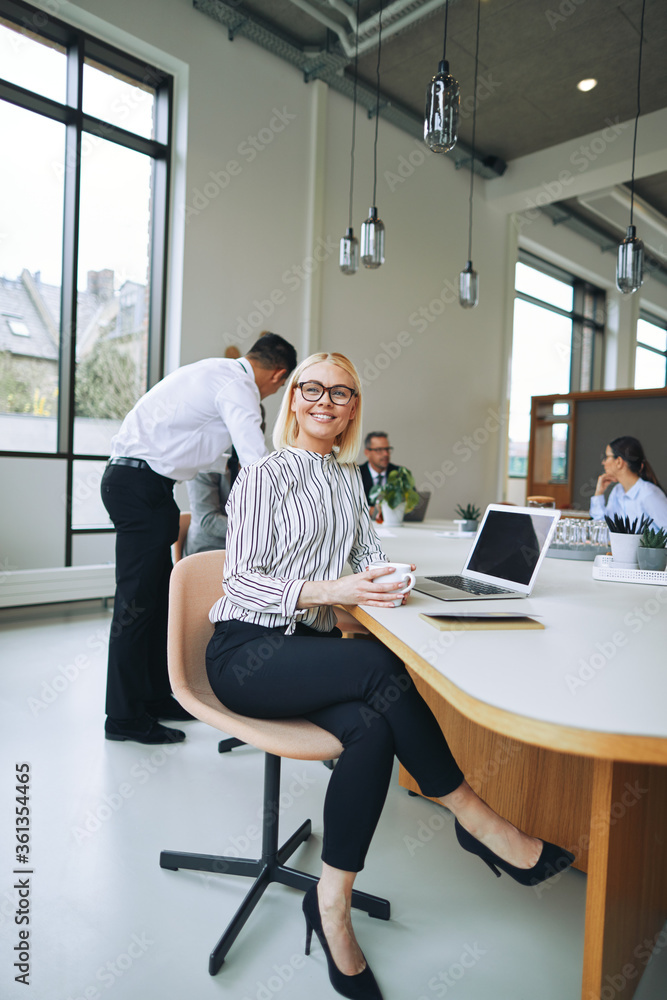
left=0, top=0, right=172, bottom=564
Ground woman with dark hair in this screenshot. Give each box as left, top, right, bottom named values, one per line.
left=205, top=351, right=575, bottom=1000
left=591, top=436, right=667, bottom=530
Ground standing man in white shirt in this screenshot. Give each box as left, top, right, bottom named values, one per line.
left=101, top=333, right=296, bottom=744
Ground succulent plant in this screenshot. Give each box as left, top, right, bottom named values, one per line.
left=604, top=513, right=653, bottom=535
left=369, top=467, right=420, bottom=513
left=455, top=503, right=481, bottom=521
left=639, top=526, right=667, bottom=549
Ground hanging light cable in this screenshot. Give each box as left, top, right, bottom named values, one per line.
left=459, top=0, right=481, bottom=309
left=360, top=0, right=385, bottom=269
left=424, top=0, right=459, bottom=153
left=616, top=0, right=646, bottom=294
left=339, top=0, right=361, bottom=275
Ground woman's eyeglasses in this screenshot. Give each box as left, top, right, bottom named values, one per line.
left=297, top=381, right=357, bottom=405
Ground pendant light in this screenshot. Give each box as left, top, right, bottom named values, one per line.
left=360, top=0, right=385, bottom=269
left=424, top=0, right=459, bottom=153
left=459, top=0, right=481, bottom=309
left=339, top=0, right=361, bottom=275
left=616, top=0, right=646, bottom=294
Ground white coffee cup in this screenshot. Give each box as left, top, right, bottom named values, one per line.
left=367, top=561, right=416, bottom=606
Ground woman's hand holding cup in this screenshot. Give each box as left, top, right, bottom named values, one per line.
left=363, top=562, right=416, bottom=607
left=299, top=562, right=417, bottom=609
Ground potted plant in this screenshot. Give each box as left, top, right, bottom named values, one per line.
left=637, top=526, right=667, bottom=571
left=454, top=503, right=481, bottom=533
left=605, top=513, right=652, bottom=567
left=369, top=467, right=420, bottom=527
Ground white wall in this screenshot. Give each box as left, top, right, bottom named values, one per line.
left=5, top=0, right=664, bottom=570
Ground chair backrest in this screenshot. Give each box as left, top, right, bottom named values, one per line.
left=172, top=511, right=192, bottom=563
left=168, top=551, right=342, bottom=761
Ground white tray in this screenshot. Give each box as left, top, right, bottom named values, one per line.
left=592, top=555, right=667, bottom=585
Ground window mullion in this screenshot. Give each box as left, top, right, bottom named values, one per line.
left=59, top=35, right=83, bottom=564
left=146, top=80, right=172, bottom=389
left=637, top=343, right=667, bottom=359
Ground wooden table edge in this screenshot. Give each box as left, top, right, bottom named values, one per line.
left=343, top=605, right=667, bottom=766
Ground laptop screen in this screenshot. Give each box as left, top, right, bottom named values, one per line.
left=464, top=508, right=557, bottom=586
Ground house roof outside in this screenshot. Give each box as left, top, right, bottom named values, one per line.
left=0, top=269, right=146, bottom=364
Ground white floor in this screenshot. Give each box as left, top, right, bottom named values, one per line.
left=1, top=602, right=666, bottom=1000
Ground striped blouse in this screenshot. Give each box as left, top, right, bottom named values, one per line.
left=209, top=446, right=386, bottom=633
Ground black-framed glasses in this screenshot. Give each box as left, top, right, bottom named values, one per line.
left=367, top=446, right=393, bottom=453
left=297, top=381, right=358, bottom=405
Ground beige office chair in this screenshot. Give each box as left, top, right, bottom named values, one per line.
left=172, top=511, right=191, bottom=563
left=159, top=550, right=390, bottom=975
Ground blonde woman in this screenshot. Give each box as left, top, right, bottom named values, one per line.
left=205, top=352, right=574, bottom=1000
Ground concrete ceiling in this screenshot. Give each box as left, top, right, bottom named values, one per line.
left=197, top=0, right=667, bottom=256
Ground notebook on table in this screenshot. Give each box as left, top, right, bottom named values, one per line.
left=413, top=504, right=560, bottom=602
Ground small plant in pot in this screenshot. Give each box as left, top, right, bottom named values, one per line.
left=454, top=503, right=481, bottom=533
left=369, top=467, right=420, bottom=527
left=604, top=513, right=653, bottom=568
left=637, top=526, right=667, bottom=572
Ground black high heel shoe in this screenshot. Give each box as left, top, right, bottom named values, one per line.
left=454, top=819, right=575, bottom=887
left=302, top=884, right=383, bottom=1000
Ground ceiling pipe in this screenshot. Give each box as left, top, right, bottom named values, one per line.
left=287, top=0, right=451, bottom=59
left=287, top=0, right=355, bottom=56
left=326, top=0, right=357, bottom=32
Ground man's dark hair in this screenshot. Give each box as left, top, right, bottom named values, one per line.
left=364, top=431, right=389, bottom=449
left=246, top=332, right=297, bottom=374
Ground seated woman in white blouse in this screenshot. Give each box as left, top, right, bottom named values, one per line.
left=205, top=352, right=574, bottom=1000
left=591, top=436, right=667, bottom=531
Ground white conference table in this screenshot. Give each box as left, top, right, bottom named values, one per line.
left=342, top=520, right=667, bottom=1000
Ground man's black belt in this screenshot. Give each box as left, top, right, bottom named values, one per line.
left=108, top=457, right=152, bottom=470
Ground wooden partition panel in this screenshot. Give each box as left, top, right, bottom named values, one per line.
left=526, top=388, right=667, bottom=510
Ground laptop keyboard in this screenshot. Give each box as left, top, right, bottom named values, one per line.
left=426, top=575, right=515, bottom=595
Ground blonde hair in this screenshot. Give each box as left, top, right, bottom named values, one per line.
left=272, top=352, right=363, bottom=463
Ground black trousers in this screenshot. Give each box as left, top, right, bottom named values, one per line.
left=101, top=463, right=180, bottom=719
left=206, top=619, right=464, bottom=872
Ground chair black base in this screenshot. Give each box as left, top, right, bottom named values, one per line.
left=218, top=736, right=245, bottom=753
left=160, top=752, right=390, bottom=975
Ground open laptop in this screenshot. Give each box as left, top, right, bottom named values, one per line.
left=413, top=504, right=560, bottom=601
left=403, top=490, right=431, bottom=523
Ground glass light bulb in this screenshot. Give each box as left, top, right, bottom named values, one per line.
left=616, top=225, right=644, bottom=294
left=459, top=260, right=479, bottom=308
left=360, top=207, right=385, bottom=269
left=339, top=227, right=359, bottom=275
left=424, top=60, right=460, bottom=154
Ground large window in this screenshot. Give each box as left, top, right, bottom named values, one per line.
left=634, top=312, right=667, bottom=389
left=0, top=0, right=171, bottom=563
left=507, top=252, right=604, bottom=479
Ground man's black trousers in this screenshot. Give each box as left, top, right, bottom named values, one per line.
left=101, top=463, right=180, bottom=720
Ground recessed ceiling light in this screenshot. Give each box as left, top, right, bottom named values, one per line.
left=577, top=78, right=597, bottom=92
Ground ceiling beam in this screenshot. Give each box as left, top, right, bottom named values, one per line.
left=485, top=108, right=667, bottom=217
